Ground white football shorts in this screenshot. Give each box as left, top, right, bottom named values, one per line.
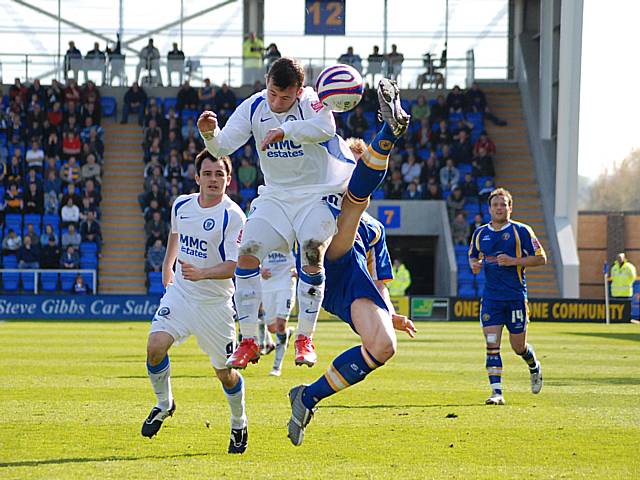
left=150, top=285, right=236, bottom=369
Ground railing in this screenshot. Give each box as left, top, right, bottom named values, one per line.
left=0, top=268, right=97, bottom=294
left=0, top=51, right=506, bottom=89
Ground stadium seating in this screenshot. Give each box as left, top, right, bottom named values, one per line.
left=21, top=271, right=36, bottom=292
left=60, top=272, right=77, bottom=291
left=2, top=272, right=20, bottom=291
left=41, top=272, right=59, bottom=291
left=101, top=96, right=117, bottom=117
left=148, top=272, right=164, bottom=294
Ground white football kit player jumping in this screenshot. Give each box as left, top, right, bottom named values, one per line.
left=142, top=151, right=250, bottom=454
left=260, top=250, right=297, bottom=376
left=198, top=57, right=356, bottom=369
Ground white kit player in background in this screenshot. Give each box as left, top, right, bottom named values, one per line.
left=141, top=151, right=250, bottom=455
left=261, top=250, right=297, bottom=376
left=198, top=57, right=356, bottom=369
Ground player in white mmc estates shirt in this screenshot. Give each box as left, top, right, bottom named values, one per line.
left=260, top=250, right=297, bottom=376
left=142, top=151, right=250, bottom=454
left=198, top=57, right=355, bottom=370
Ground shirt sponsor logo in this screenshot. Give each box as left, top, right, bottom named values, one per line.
left=179, top=233, right=208, bottom=258
left=311, top=100, right=324, bottom=112
left=482, top=235, right=491, bottom=241
left=265, top=139, right=304, bottom=158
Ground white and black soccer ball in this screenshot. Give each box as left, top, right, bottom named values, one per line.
left=315, top=64, right=364, bottom=113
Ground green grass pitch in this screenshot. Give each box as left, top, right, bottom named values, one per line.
left=1, top=320, right=639, bottom=479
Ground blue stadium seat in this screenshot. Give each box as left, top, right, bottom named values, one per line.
left=61, top=272, right=76, bottom=291
left=101, top=96, right=117, bottom=117
left=400, top=99, right=412, bottom=113
left=41, top=272, right=59, bottom=291
left=80, top=242, right=98, bottom=256
left=465, top=111, right=484, bottom=129
left=43, top=213, right=60, bottom=234
left=4, top=213, right=22, bottom=234
left=428, top=98, right=438, bottom=108
left=163, top=97, right=177, bottom=115
left=454, top=245, right=468, bottom=256
left=457, top=163, right=472, bottom=177
left=371, top=189, right=385, bottom=200
left=2, top=272, right=19, bottom=291
left=181, top=109, right=198, bottom=123
left=21, top=271, right=36, bottom=291
left=80, top=257, right=98, bottom=269
left=239, top=188, right=257, bottom=209
left=82, top=272, right=95, bottom=291
left=3, top=255, right=17, bottom=268
left=148, top=272, right=164, bottom=294
left=448, top=112, right=464, bottom=125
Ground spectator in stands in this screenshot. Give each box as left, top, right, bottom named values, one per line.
left=385, top=44, right=404, bottom=80
left=86, top=127, right=104, bottom=160
left=474, top=130, right=496, bottom=157
left=144, top=198, right=164, bottom=222
left=440, top=157, right=460, bottom=192
left=136, top=38, right=162, bottom=86
left=347, top=106, right=368, bottom=138
left=24, top=182, right=43, bottom=214
left=167, top=42, right=185, bottom=87
left=182, top=164, right=197, bottom=193
left=413, top=118, right=432, bottom=150
left=176, top=81, right=199, bottom=112
left=60, top=156, right=81, bottom=186
left=447, top=186, right=466, bottom=221
left=243, top=32, right=264, bottom=86
left=238, top=158, right=258, bottom=190
left=82, top=179, right=101, bottom=210
left=424, top=180, right=442, bottom=200
left=26, top=139, right=45, bottom=171
left=471, top=213, right=484, bottom=234
left=366, top=45, right=384, bottom=84
left=163, top=153, right=183, bottom=183
left=461, top=172, right=479, bottom=199
left=7, top=150, right=23, bottom=186
left=45, top=131, right=61, bottom=158
left=402, top=181, right=422, bottom=200
left=609, top=253, right=637, bottom=300
left=28, top=78, right=46, bottom=104
left=198, top=78, right=216, bottom=109
left=40, top=224, right=58, bottom=246
left=120, top=82, right=147, bottom=125
left=338, top=46, right=362, bottom=72
left=81, top=153, right=101, bottom=185
left=446, top=85, right=466, bottom=113
left=411, top=95, right=429, bottom=122
left=61, top=197, right=80, bottom=228
left=64, top=41, right=82, bottom=80
left=44, top=169, right=62, bottom=196
left=24, top=223, right=39, bottom=246
left=9, top=78, right=28, bottom=106
left=432, top=119, right=451, bottom=146
left=145, top=210, right=167, bottom=244
left=451, top=211, right=470, bottom=246
left=478, top=178, right=495, bottom=204
left=81, top=210, right=102, bottom=246
left=5, top=183, right=23, bottom=213
left=180, top=118, right=197, bottom=144
left=2, top=228, right=21, bottom=256
left=384, top=170, right=404, bottom=200
left=80, top=118, right=103, bottom=144
left=62, top=224, right=81, bottom=250
left=40, top=235, right=61, bottom=269
left=85, top=42, right=106, bottom=84
left=471, top=146, right=495, bottom=177
left=72, top=273, right=91, bottom=294
left=214, top=83, right=237, bottom=125
left=401, top=153, right=422, bottom=184
left=419, top=153, right=439, bottom=184
left=264, top=43, right=282, bottom=73
left=18, top=236, right=39, bottom=269
left=451, top=129, right=473, bottom=164
left=62, top=131, right=81, bottom=159
left=146, top=239, right=166, bottom=272
left=47, top=101, right=64, bottom=131
left=60, top=244, right=80, bottom=269
left=44, top=190, right=59, bottom=215
left=465, top=82, right=507, bottom=126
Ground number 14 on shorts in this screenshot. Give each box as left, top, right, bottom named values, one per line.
left=511, top=309, right=524, bottom=324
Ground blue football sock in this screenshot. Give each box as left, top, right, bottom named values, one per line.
left=347, top=123, right=397, bottom=203
left=520, top=344, right=539, bottom=372
left=302, top=345, right=384, bottom=410
left=486, top=348, right=503, bottom=395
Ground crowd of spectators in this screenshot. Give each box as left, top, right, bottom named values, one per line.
left=0, top=76, right=104, bottom=288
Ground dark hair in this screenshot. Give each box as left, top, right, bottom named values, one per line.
left=195, top=149, right=232, bottom=176
left=267, top=57, right=304, bottom=89
left=488, top=187, right=513, bottom=207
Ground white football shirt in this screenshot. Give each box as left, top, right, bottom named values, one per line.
left=202, top=87, right=355, bottom=198
left=170, top=193, right=246, bottom=303
left=261, top=250, right=296, bottom=292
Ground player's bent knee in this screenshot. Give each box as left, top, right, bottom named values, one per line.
left=363, top=334, right=396, bottom=364
left=215, top=367, right=238, bottom=389
left=301, top=239, right=326, bottom=268
left=147, top=335, right=171, bottom=365
left=237, top=252, right=261, bottom=269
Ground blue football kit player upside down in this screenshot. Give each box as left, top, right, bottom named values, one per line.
left=468, top=188, right=546, bottom=405
left=287, top=79, right=416, bottom=446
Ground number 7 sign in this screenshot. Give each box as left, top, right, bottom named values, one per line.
left=377, top=205, right=401, bottom=228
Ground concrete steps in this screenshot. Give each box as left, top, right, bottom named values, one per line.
left=98, top=120, right=147, bottom=294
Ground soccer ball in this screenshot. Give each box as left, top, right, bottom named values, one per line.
left=315, top=64, right=364, bottom=113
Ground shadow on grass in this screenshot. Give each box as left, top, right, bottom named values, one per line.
left=325, top=403, right=479, bottom=410
left=0, top=452, right=209, bottom=468
left=564, top=332, right=640, bottom=343
left=546, top=377, right=640, bottom=386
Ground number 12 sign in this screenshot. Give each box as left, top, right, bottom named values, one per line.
left=305, top=0, right=346, bottom=35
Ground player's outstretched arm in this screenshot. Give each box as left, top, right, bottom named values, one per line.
left=198, top=99, right=253, bottom=157
left=162, top=233, right=179, bottom=287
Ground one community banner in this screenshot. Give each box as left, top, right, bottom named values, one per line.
left=450, top=297, right=631, bottom=323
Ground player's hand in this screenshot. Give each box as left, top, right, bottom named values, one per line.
left=470, top=258, right=483, bottom=274
left=261, top=268, right=272, bottom=280
left=260, top=128, right=285, bottom=151
left=197, top=111, right=218, bottom=135
left=496, top=254, right=517, bottom=267
left=392, top=314, right=417, bottom=338
left=178, top=260, right=206, bottom=281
